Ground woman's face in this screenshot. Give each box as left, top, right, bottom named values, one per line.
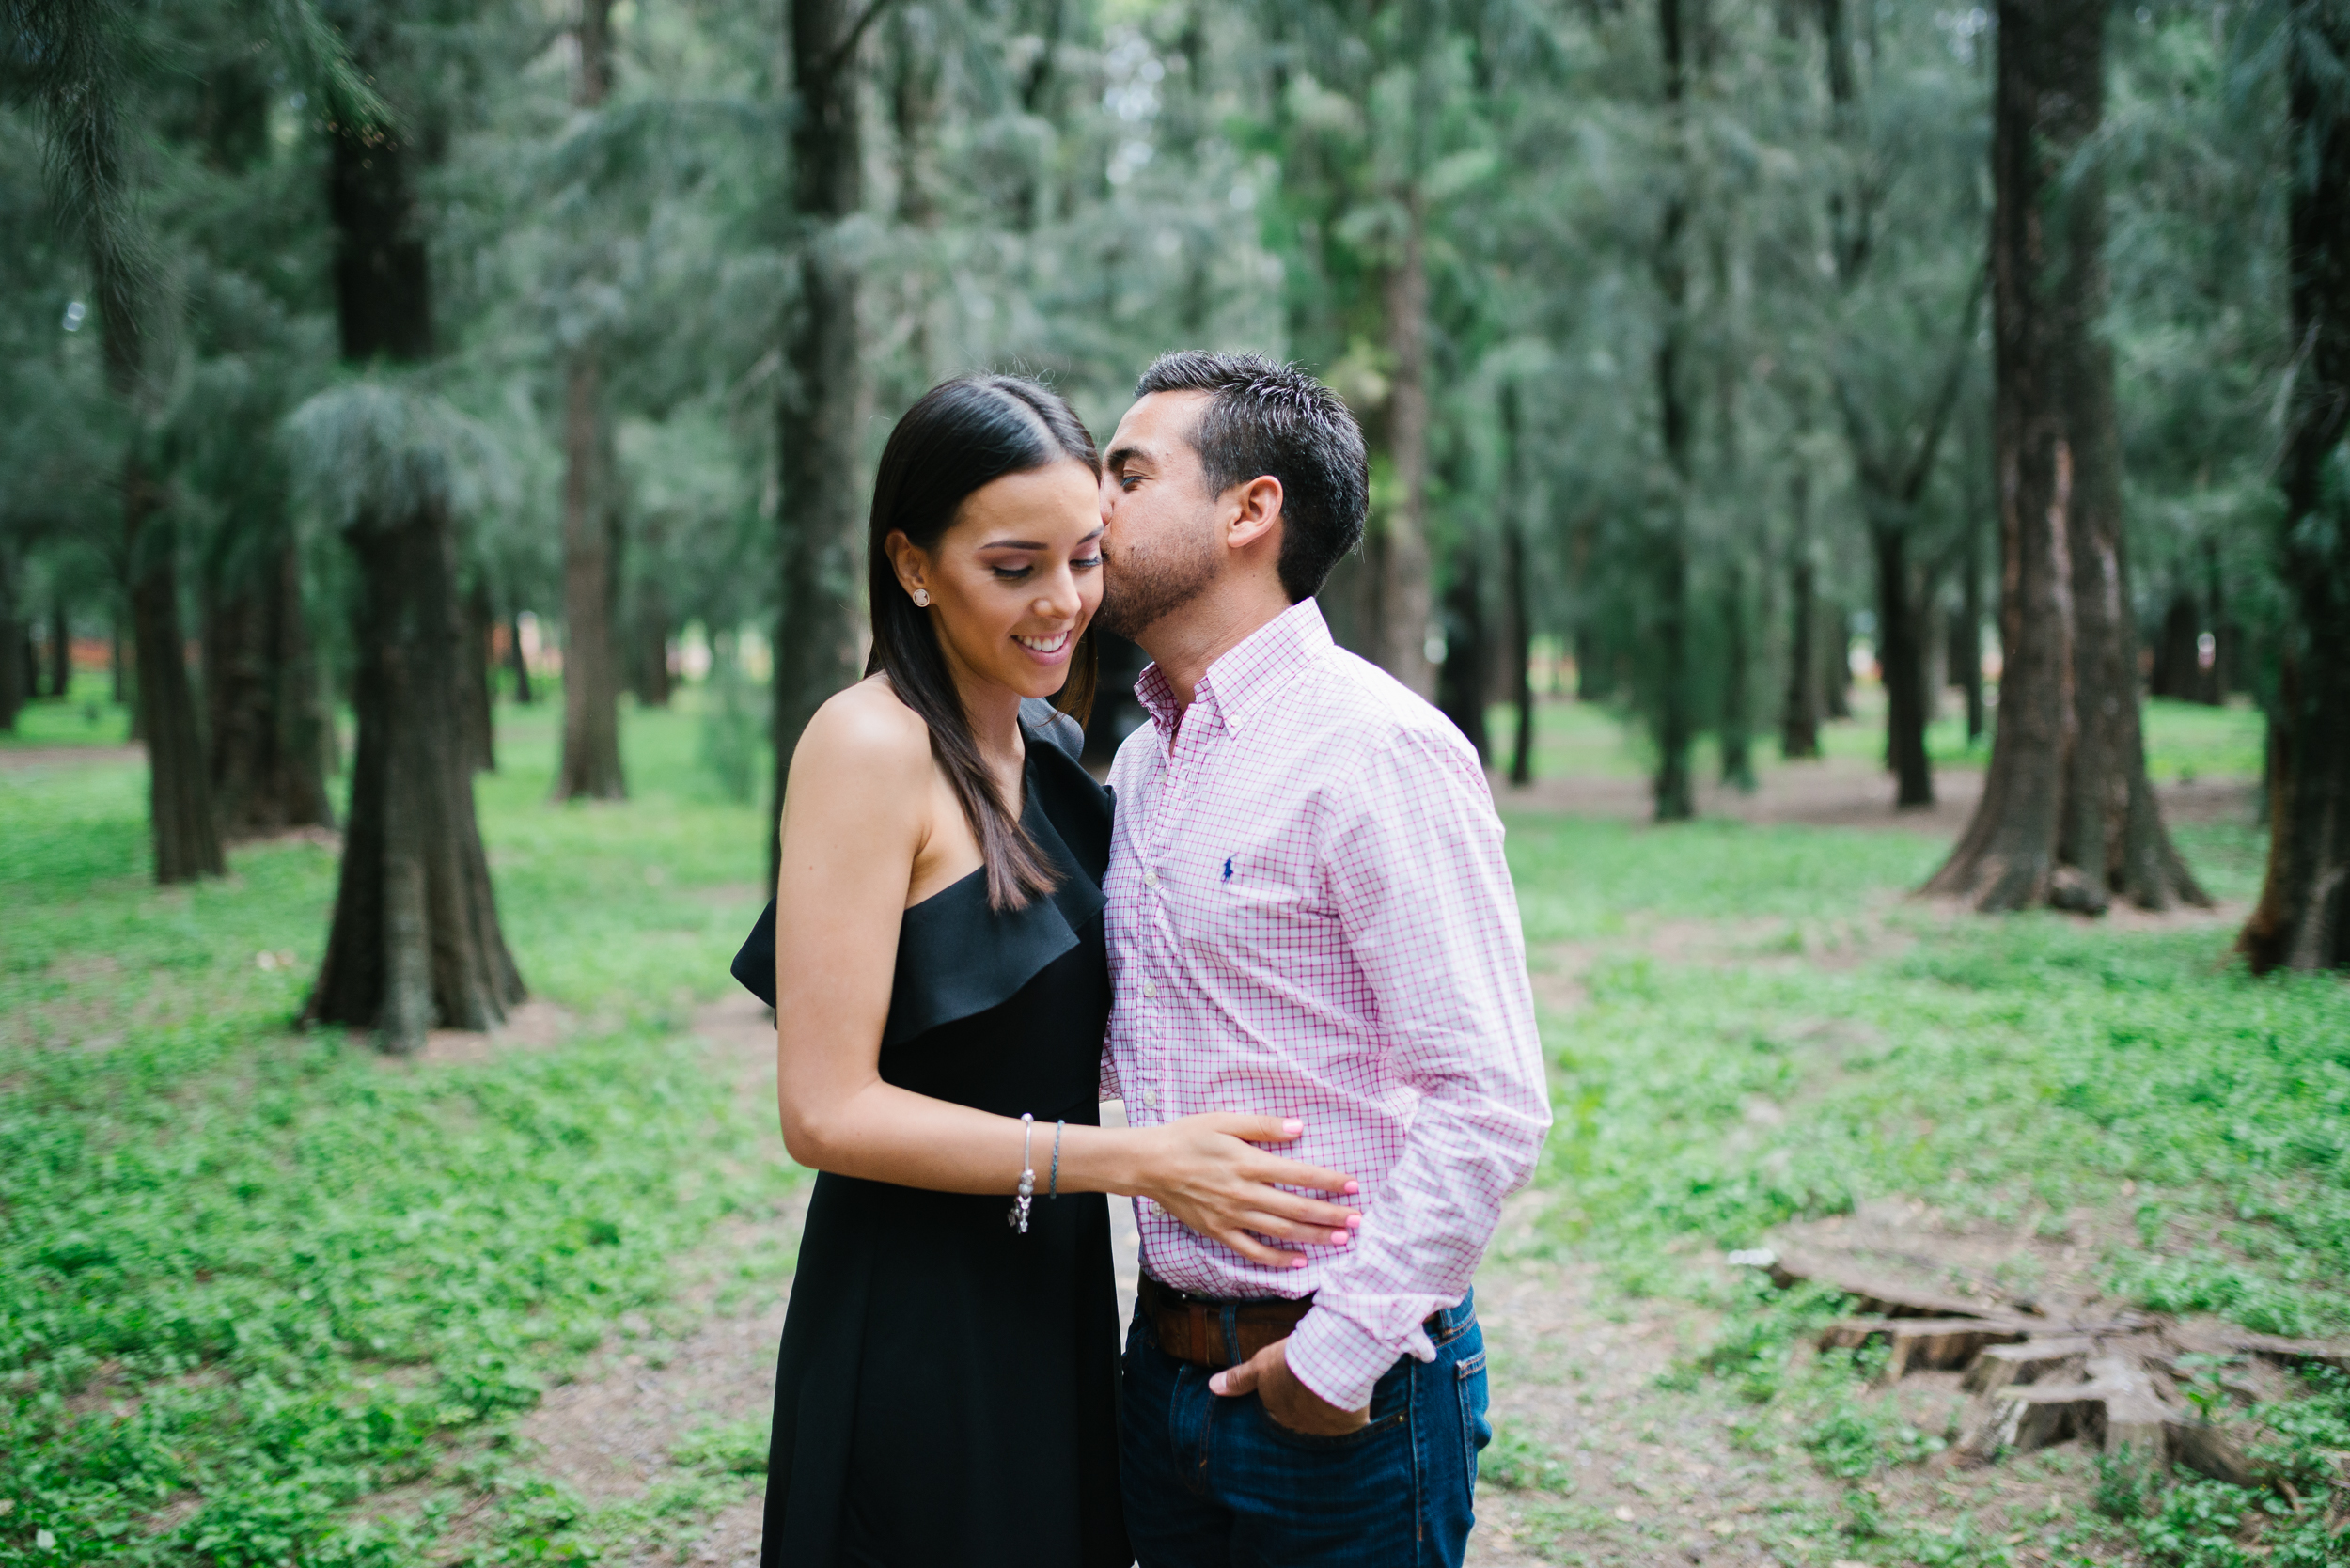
left=888, top=460, right=1104, bottom=703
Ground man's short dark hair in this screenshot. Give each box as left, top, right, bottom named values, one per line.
left=1134, top=351, right=1369, bottom=603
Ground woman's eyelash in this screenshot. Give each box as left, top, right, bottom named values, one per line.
left=992, top=566, right=1032, bottom=580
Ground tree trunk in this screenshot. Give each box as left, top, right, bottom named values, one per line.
left=0, top=553, right=22, bottom=731
left=1436, top=554, right=1491, bottom=763
left=2058, top=244, right=2205, bottom=910
left=462, top=580, right=496, bottom=773
left=1927, top=0, right=2093, bottom=911
left=307, top=499, right=524, bottom=1045
left=2149, top=588, right=2199, bottom=700
left=1378, top=195, right=1438, bottom=700
left=631, top=580, right=673, bottom=709
left=122, top=463, right=227, bottom=880
left=507, top=609, right=534, bottom=704
left=309, top=77, right=524, bottom=1050
left=555, top=0, right=626, bottom=802
left=47, top=596, right=70, bottom=698
left=1720, top=556, right=1756, bottom=791
left=2239, top=1, right=2350, bottom=973
left=208, top=538, right=334, bottom=836
left=2202, top=537, right=2230, bottom=704
left=772, top=0, right=877, bottom=875
left=1933, top=0, right=2201, bottom=913
left=1651, top=0, right=1697, bottom=822
left=73, top=69, right=224, bottom=879
left=1570, top=514, right=1610, bottom=703
left=1782, top=469, right=1822, bottom=759
left=556, top=349, right=626, bottom=798
left=887, top=2, right=946, bottom=383
left=1873, top=521, right=1934, bottom=808
left=1957, top=513, right=1986, bottom=744
left=1503, top=386, right=1536, bottom=787
left=1825, top=601, right=1853, bottom=718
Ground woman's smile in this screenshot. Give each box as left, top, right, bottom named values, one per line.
left=1015, top=629, right=1074, bottom=661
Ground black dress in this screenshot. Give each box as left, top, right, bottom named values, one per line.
left=730, top=710, right=1129, bottom=1568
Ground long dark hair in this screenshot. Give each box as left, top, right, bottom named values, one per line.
left=865, top=375, right=1101, bottom=910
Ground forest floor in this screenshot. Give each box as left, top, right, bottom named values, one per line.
left=4, top=688, right=2342, bottom=1568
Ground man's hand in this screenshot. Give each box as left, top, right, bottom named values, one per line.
left=1207, top=1336, right=1369, bottom=1436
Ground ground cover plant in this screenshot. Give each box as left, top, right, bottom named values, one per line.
left=0, top=698, right=794, bottom=1567
left=1489, top=779, right=2348, bottom=1565
left=3, top=693, right=2340, bottom=1567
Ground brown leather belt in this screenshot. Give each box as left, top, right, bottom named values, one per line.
left=1138, top=1274, right=1314, bottom=1371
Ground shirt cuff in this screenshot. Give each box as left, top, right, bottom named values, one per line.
left=1283, top=1300, right=1439, bottom=1414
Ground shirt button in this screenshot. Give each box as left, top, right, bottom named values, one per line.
left=1142, top=1088, right=1159, bottom=1108
left=1142, top=869, right=1160, bottom=887
left=1142, top=980, right=1157, bottom=997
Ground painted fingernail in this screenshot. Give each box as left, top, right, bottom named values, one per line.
left=1292, top=1256, right=1308, bottom=1268
left=1330, top=1231, right=1350, bottom=1246
left=1343, top=1181, right=1360, bottom=1195
left=1282, top=1120, right=1304, bottom=1136
left=1346, top=1214, right=1362, bottom=1228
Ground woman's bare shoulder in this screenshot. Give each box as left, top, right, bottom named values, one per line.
left=788, top=676, right=933, bottom=800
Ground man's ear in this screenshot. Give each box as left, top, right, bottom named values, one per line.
left=1224, top=476, right=1285, bottom=553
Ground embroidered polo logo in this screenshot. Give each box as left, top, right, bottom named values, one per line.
left=1221, top=857, right=1233, bottom=882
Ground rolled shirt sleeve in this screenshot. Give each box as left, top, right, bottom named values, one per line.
left=1280, top=728, right=1552, bottom=1412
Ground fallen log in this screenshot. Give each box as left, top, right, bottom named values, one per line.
left=1769, top=1250, right=2002, bottom=1320
left=2170, top=1323, right=2350, bottom=1375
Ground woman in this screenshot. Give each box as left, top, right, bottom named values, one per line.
left=730, top=375, right=1364, bottom=1568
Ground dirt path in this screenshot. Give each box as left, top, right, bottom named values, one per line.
left=1496, top=751, right=2255, bottom=835
left=0, top=744, right=143, bottom=772
left=510, top=911, right=2193, bottom=1565
left=504, top=993, right=1833, bottom=1566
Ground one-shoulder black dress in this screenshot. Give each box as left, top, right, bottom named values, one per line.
left=729, top=710, right=1129, bottom=1568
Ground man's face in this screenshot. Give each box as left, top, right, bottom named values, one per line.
left=1097, top=390, right=1223, bottom=642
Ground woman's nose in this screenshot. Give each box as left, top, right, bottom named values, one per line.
left=1033, top=574, right=1075, bottom=619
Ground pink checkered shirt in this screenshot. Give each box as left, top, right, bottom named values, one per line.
left=1103, top=598, right=1550, bottom=1411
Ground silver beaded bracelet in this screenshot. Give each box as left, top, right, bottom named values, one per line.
left=1008, top=1112, right=1036, bottom=1233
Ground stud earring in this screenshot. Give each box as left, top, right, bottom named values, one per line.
left=912, top=588, right=930, bottom=607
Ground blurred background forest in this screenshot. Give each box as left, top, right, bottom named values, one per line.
left=4, top=0, right=2343, bottom=949
left=5, top=2, right=2350, bottom=1566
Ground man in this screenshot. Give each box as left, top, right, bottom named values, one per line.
left=1094, top=351, right=1551, bottom=1567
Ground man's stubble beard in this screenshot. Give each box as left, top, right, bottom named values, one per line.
left=1097, top=523, right=1221, bottom=642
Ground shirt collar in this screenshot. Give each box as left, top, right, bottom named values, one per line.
left=1133, top=598, right=1333, bottom=741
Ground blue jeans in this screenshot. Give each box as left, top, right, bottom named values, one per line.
left=1119, top=1291, right=1490, bottom=1568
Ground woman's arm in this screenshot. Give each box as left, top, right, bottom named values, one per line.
left=774, top=687, right=1361, bottom=1267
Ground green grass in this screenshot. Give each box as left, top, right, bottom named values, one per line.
left=0, top=696, right=791, bottom=1568
left=1, top=682, right=2333, bottom=1567
left=1497, top=802, right=2349, bottom=1566
left=0, top=674, right=134, bottom=750
left=2136, top=698, right=2267, bottom=785
left=1488, top=685, right=2266, bottom=787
